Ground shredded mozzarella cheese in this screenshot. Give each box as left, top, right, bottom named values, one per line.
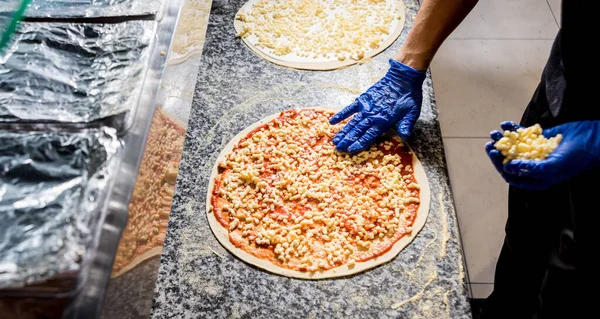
left=494, top=124, right=562, bottom=164
left=235, top=0, right=402, bottom=61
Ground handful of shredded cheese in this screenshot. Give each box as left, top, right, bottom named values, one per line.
left=494, top=124, right=562, bottom=164
left=235, top=0, right=401, bottom=61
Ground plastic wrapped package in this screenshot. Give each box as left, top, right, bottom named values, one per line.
left=0, top=20, right=156, bottom=124
left=0, top=0, right=164, bottom=18
left=0, top=128, right=121, bottom=296
left=0, top=0, right=183, bottom=315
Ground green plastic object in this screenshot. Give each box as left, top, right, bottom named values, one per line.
left=0, top=0, right=31, bottom=54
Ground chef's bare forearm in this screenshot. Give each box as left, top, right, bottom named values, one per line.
left=394, top=0, right=479, bottom=70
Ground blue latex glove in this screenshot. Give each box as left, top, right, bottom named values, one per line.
left=485, top=121, right=600, bottom=190
left=329, top=59, right=426, bottom=153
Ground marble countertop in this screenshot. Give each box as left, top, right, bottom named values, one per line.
left=151, top=0, right=472, bottom=318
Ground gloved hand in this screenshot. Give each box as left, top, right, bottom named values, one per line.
left=329, top=59, right=426, bottom=153
left=486, top=120, right=600, bottom=190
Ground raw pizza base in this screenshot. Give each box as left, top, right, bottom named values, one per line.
left=168, top=0, right=211, bottom=65
left=233, top=1, right=406, bottom=71
left=206, top=107, right=430, bottom=279
left=111, top=109, right=186, bottom=278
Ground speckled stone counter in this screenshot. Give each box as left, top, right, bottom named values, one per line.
left=151, top=0, right=472, bottom=318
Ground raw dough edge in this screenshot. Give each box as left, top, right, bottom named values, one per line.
left=111, top=246, right=164, bottom=278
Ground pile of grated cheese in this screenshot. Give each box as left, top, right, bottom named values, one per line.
left=235, top=0, right=402, bottom=62
left=494, top=124, right=562, bottom=164
left=215, top=110, right=419, bottom=272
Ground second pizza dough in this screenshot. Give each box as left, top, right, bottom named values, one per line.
left=234, top=0, right=406, bottom=70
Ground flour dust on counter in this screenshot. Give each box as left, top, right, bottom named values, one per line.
left=208, top=107, right=430, bottom=279
left=234, top=0, right=405, bottom=70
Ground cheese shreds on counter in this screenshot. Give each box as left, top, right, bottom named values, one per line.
left=112, top=109, right=186, bottom=276
left=494, top=124, right=562, bottom=164
left=211, top=109, right=421, bottom=273
left=235, top=0, right=402, bottom=62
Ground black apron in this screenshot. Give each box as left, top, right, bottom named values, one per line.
left=486, top=1, right=599, bottom=318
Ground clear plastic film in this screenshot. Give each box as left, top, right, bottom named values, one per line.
left=0, top=0, right=164, bottom=18
left=0, top=20, right=156, bottom=123
left=0, top=128, right=120, bottom=290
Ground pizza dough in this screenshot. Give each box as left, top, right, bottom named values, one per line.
left=234, top=0, right=406, bottom=70
left=207, top=107, right=430, bottom=279
left=111, top=108, right=186, bottom=278
left=169, top=0, right=211, bottom=64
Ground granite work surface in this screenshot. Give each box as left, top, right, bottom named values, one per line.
left=151, top=0, right=472, bottom=318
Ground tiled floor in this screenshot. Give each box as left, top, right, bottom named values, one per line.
left=431, top=0, right=560, bottom=298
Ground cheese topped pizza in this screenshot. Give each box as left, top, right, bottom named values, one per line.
left=112, top=108, right=186, bottom=277
left=233, top=0, right=406, bottom=70
left=208, top=108, right=428, bottom=278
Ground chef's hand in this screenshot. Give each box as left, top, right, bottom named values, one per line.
left=486, top=121, right=600, bottom=190
left=329, top=59, right=426, bottom=153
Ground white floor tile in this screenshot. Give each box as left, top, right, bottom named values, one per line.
left=444, top=138, right=507, bottom=283
left=471, top=283, right=494, bottom=299
left=547, top=0, right=561, bottom=26
left=432, top=39, right=554, bottom=137
left=450, top=0, right=558, bottom=39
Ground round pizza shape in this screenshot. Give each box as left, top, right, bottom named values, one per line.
left=207, top=108, right=430, bottom=279
left=233, top=0, right=406, bottom=70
